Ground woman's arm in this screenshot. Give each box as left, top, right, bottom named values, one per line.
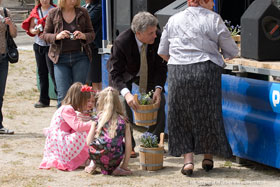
left=77, top=8, right=95, bottom=44
left=61, top=105, right=92, bottom=132
left=29, top=17, right=40, bottom=36
left=159, top=54, right=170, bottom=62
left=5, top=9, right=17, bottom=38
left=40, top=9, right=61, bottom=44
left=87, top=121, right=96, bottom=145
left=120, top=123, right=132, bottom=170
left=216, top=16, right=239, bottom=59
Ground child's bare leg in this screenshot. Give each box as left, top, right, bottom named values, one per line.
left=85, top=160, right=96, bottom=174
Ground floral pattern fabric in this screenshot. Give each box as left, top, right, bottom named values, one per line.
left=168, top=61, right=233, bottom=158
left=89, top=116, right=126, bottom=175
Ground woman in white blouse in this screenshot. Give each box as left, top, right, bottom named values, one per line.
left=158, top=0, right=238, bottom=176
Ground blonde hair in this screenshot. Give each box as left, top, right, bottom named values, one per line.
left=62, top=82, right=94, bottom=112
left=58, top=0, right=81, bottom=8
left=95, top=87, right=125, bottom=138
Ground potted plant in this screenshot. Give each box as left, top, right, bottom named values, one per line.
left=139, top=132, right=164, bottom=171
left=225, top=20, right=241, bottom=48
left=133, top=91, right=159, bottom=126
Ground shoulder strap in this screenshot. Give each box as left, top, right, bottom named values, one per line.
left=3, top=7, right=7, bottom=17
left=38, top=7, right=44, bottom=19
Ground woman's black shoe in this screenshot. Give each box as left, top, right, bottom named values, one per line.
left=181, top=162, right=194, bottom=176
left=34, top=101, right=49, bottom=108
left=202, top=159, right=214, bottom=172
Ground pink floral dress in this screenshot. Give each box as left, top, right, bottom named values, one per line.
left=39, top=105, right=92, bottom=171
left=88, top=116, right=126, bottom=175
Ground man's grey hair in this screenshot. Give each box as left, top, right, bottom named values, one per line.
left=131, top=12, right=158, bottom=33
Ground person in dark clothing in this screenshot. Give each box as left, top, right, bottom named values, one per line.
left=0, top=1, right=17, bottom=134
left=84, top=0, right=102, bottom=91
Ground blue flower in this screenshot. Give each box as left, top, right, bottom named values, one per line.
left=140, top=132, right=158, bottom=148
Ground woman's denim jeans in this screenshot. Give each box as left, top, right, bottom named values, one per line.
left=54, top=51, right=90, bottom=107
left=0, top=55, right=8, bottom=128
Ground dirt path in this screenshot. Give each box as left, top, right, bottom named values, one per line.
left=1, top=50, right=280, bottom=187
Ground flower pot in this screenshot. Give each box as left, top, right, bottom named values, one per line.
left=139, top=146, right=164, bottom=171
left=232, top=35, right=241, bottom=48
left=133, top=95, right=159, bottom=126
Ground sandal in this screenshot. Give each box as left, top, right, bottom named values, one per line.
left=112, top=167, right=132, bottom=176
left=202, top=159, right=214, bottom=172
left=130, top=150, right=137, bottom=158
left=0, top=127, right=14, bottom=135
left=181, top=162, right=194, bottom=176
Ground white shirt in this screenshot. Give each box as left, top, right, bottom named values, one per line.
left=34, top=5, right=55, bottom=46
left=158, top=6, right=238, bottom=67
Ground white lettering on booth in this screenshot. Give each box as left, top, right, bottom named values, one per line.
left=272, top=90, right=280, bottom=107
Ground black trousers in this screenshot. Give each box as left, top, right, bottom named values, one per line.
left=124, top=89, right=166, bottom=149
left=86, top=47, right=102, bottom=84
left=33, top=43, right=56, bottom=105
left=0, top=55, right=8, bottom=129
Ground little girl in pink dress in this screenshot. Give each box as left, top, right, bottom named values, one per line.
left=39, top=83, right=96, bottom=171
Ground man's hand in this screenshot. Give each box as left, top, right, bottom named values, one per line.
left=124, top=92, right=139, bottom=111
left=153, top=88, right=162, bottom=107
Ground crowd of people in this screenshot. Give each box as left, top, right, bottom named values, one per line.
left=0, top=0, right=239, bottom=177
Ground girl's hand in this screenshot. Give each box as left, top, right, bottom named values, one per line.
left=56, top=30, right=70, bottom=40
left=73, top=31, right=86, bottom=40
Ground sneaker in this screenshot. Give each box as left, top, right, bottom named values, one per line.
left=0, top=127, right=14, bottom=134
left=34, top=101, right=49, bottom=108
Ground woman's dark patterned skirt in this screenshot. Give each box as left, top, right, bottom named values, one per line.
left=168, top=61, right=232, bottom=158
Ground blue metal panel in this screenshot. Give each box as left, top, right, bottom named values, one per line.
left=222, top=74, right=280, bottom=168
left=213, top=0, right=218, bottom=12
left=101, top=0, right=107, bottom=40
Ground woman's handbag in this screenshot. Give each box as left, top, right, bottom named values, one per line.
left=4, top=8, right=19, bottom=64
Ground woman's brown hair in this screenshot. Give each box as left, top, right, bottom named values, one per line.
left=187, top=0, right=210, bottom=7
left=62, top=82, right=93, bottom=112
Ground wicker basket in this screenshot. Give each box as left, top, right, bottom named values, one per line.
left=139, top=146, right=164, bottom=171
left=133, top=94, right=159, bottom=126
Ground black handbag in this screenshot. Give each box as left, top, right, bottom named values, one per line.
left=4, top=8, right=19, bottom=64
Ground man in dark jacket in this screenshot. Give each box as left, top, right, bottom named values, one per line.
left=107, top=12, right=167, bottom=157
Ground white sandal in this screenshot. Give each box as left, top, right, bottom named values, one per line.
left=0, top=127, right=14, bottom=134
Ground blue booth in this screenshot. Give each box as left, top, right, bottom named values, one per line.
left=222, top=75, right=280, bottom=169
